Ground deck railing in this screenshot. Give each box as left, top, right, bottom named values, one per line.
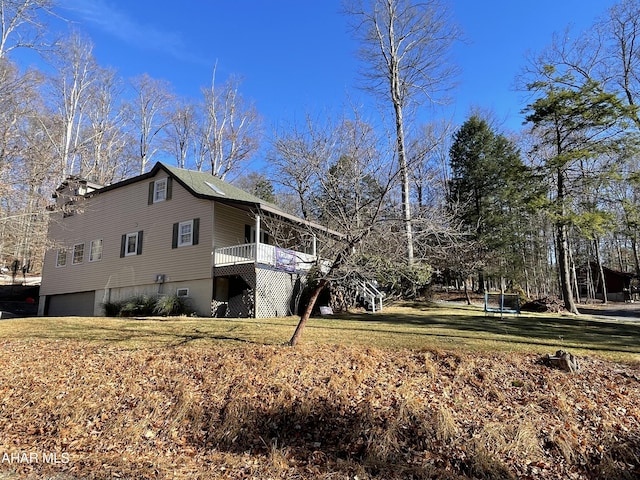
left=214, top=243, right=316, bottom=272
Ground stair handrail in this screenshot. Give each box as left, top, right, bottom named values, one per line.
left=355, top=275, right=384, bottom=312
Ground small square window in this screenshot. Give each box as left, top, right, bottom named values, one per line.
left=72, top=243, right=84, bottom=265
left=153, top=178, right=167, bottom=203
left=56, top=249, right=67, bottom=267
left=89, top=239, right=103, bottom=262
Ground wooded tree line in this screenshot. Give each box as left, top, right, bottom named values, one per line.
left=0, top=0, right=262, bottom=272
left=2, top=0, right=640, bottom=316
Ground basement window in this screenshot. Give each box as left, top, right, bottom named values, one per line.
left=176, top=288, right=189, bottom=298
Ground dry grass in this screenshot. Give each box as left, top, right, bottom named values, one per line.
left=2, top=301, right=639, bottom=362
left=0, top=302, right=638, bottom=478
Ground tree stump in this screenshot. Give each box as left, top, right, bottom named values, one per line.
left=540, top=350, right=580, bottom=373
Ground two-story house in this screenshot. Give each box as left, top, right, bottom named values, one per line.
left=38, top=162, right=332, bottom=318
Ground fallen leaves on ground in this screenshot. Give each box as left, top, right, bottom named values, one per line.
left=0, top=339, right=638, bottom=479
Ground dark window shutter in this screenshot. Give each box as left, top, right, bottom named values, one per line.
left=120, top=234, right=126, bottom=257
left=193, top=218, right=200, bottom=245
left=137, top=230, right=144, bottom=255
left=166, top=177, right=173, bottom=200
left=244, top=224, right=251, bottom=243
left=172, top=223, right=179, bottom=249
left=148, top=182, right=154, bottom=205
left=263, top=232, right=269, bottom=245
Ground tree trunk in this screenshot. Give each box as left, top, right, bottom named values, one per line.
left=463, top=278, right=472, bottom=305
left=289, top=278, right=328, bottom=346
left=632, top=235, right=640, bottom=277
left=522, top=250, right=531, bottom=298
left=393, top=101, right=414, bottom=266
left=614, top=234, right=624, bottom=272
left=477, top=269, right=485, bottom=294
left=557, top=223, right=579, bottom=314
left=555, top=165, right=579, bottom=314
left=586, top=261, right=595, bottom=303
left=594, top=238, right=608, bottom=304
left=570, top=246, right=580, bottom=305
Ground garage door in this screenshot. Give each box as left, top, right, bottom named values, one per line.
left=46, top=291, right=96, bottom=316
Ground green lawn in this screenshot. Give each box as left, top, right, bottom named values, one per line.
left=1, top=302, right=638, bottom=362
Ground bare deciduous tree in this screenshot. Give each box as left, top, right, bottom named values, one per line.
left=268, top=115, right=334, bottom=219
left=346, top=0, right=461, bottom=266
left=164, top=100, right=196, bottom=169
left=41, top=32, right=97, bottom=178
left=82, top=66, right=130, bottom=184
left=200, top=69, right=262, bottom=179
left=407, top=120, right=452, bottom=212
left=129, top=73, right=173, bottom=174
left=0, top=0, right=53, bottom=59
left=0, top=57, right=43, bottom=267
left=269, top=111, right=397, bottom=345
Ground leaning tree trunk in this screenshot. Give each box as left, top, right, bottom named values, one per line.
left=289, top=278, right=328, bottom=346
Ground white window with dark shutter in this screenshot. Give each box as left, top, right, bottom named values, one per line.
left=153, top=178, right=167, bottom=202
left=179, top=220, right=193, bottom=246
left=172, top=218, right=199, bottom=248
left=120, top=231, right=144, bottom=257
left=148, top=178, right=172, bottom=204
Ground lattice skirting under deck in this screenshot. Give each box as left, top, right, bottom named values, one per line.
left=211, top=264, right=307, bottom=318
left=255, top=267, right=306, bottom=318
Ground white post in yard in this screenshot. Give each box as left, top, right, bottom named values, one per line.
left=312, top=234, right=317, bottom=257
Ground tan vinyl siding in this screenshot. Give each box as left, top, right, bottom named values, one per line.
left=213, top=203, right=255, bottom=248
left=41, top=172, right=214, bottom=297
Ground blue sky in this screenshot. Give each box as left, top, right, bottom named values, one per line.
left=52, top=0, right=613, bottom=134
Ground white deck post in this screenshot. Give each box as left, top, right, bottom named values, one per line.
left=254, top=214, right=261, bottom=261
